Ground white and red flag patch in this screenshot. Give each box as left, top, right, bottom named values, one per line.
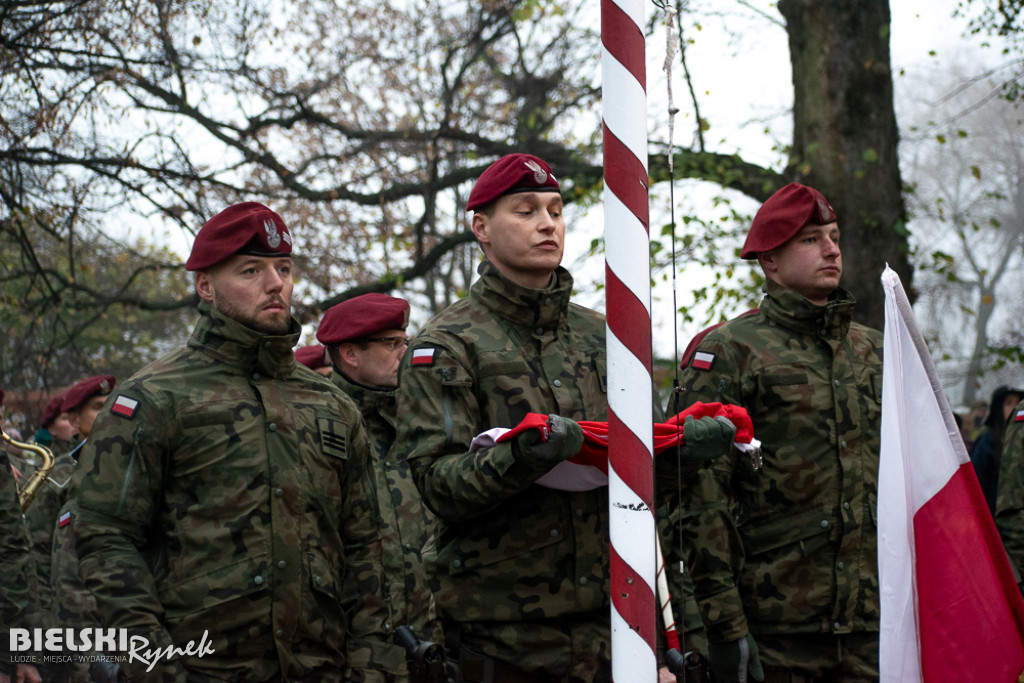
left=411, top=347, right=436, bottom=367
left=691, top=351, right=715, bottom=371
left=58, top=511, right=72, bottom=528
left=1015, top=407, right=1024, bottom=423
left=111, top=394, right=139, bottom=419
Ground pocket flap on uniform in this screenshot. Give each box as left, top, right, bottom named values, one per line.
left=307, top=553, right=341, bottom=600
left=741, top=507, right=832, bottom=556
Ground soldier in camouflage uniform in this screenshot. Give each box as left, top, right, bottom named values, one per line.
left=1, top=388, right=43, bottom=683
left=996, top=402, right=1024, bottom=594
left=71, top=202, right=394, bottom=683
left=30, top=393, right=76, bottom=459
left=44, top=377, right=122, bottom=683
left=393, top=154, right=612, bottom=682
left=674, top=184, right=883, bottom=682
left=316, top=293, right=444, bottom=680
left=24, top=375, right=114, bottom=634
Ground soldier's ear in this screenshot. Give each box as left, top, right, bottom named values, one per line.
left=195, top=271, right=215, bottom=303
left=471, top=212, right=491, bottom=247
left=337, top=342, right=361, bottom=368
left=757, top=251, right=777, bottom=274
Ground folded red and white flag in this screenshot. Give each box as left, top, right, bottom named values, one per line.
left=878, top=266, right=1024, bottom=683
left=468, top=402, right=758, bottom=491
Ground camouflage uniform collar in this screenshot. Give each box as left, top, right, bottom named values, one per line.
left=330, top=369, right=396, bottom=404
left=190, top=301, right=302, bottom=377
left=471, top=260, right=574, bottom=330
left=330, top=369, right=397, bottom=424
left=762, top=280, right=856, bottom=338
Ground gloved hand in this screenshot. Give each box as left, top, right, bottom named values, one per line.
left=683, top=414, right=736, bottom=461
left=707, top=633, right=764, bottom=683
left=515, top=414, right=583, bottom=464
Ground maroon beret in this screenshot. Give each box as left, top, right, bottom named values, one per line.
left=185, top=202, right=293, bottom=271
left=740, top=183, right=837, bottom=259
left=41, top=394, right=66, bottom=428
left=317, top=293, right=411, bottom=345
left=295, top=345, right=328, bottom=370
left=61, top=375, right=115, bottom=413
left=465, top=154, right=560, bottom=212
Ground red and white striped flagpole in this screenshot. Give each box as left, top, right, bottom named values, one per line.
left=602, top=0, right=656, bottom=679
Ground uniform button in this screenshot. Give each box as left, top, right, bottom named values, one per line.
left=268, top=422, right=277, bottom=432
left=535, top=327, right=544, bottom=335
left=264, top=341, right=272, bottom=349
left=553, top=380, right=563, bottom=387
left=843, top=501, right=851, bottom=510
left=453, top=559, right=462, bottom=569
left=315, top=575, right=322, bottom=585
left=550, top=528, right=558, bottom=537
left=253, top=373, right=261, bottom=382
left=837, top=562, right=845, bottom=570
left=254, top=575, right=264, bottom=585
left=820, top=520, right=829, bottom=528
left=277, top=560, right=287, bottom=569
left=840, top=440, right=847, bottom=448
left=833, top=379, right=841, bottom=387
left=576, top=509, right=584, bottom=516
left=833, top=622, right=841, bottom=631
left=579, top=577, right=588, bottom=585
left=275, top=488, right=284, bottom=498
left=276, top=629, right=284, bottom=638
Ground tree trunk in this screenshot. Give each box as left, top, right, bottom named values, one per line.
left=779, top=0, right=911, bottom=331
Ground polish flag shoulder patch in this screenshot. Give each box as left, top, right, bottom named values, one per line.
left=111, top=394, right=140, bottom=419
left=58, top=510, right=72, bottom=528
left=1015, top=407, right=1024, bottom=422
left=411, top=347, right=436, bottom=367
left=691, top=351, right=716, bottom=371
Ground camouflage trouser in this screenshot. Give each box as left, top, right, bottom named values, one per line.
left=757, top=632, right=879, bottom=683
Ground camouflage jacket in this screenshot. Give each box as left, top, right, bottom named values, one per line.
left=675, top=281, right=883, bottom=642
left=1, top=448, right=42, bottom=666
left=996, top=407, right=1024, bottom=582
left=71, top=303, right=392, bottom=683
left=331, top=371, right=442, bottom=651
left=23, top=446, right=78, bottom=619
left=395, top=260, right=611, bottom=680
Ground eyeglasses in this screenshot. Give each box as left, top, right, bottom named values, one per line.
left=364, top=336, right=410, bottom=352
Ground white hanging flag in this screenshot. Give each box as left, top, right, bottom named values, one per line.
left=878, top=266, right=1024, bottom=682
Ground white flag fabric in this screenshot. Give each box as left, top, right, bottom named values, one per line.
left=878, top=266, right=1024, bottom=682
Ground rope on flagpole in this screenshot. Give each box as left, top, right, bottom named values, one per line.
left=602, top=0, right=657, bottom=680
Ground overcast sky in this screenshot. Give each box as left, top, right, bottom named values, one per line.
left=559, top=0, right=1011, bottom=368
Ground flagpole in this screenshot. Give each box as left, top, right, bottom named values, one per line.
left=602, top=0, right=657, bottom=679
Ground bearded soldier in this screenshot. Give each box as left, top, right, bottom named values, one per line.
left=71, top=202, right=394, bottom=682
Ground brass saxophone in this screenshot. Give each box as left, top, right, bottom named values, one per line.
left=1, top=426, right=55, bottom=511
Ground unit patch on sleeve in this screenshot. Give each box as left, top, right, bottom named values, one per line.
left=691, top=351, right=715, bottom=371
left=411, top=347, right=436, bottom=367
left=110, top=394, right=140, bottom=419
left=1015, top=407, right=1024, bottom=423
